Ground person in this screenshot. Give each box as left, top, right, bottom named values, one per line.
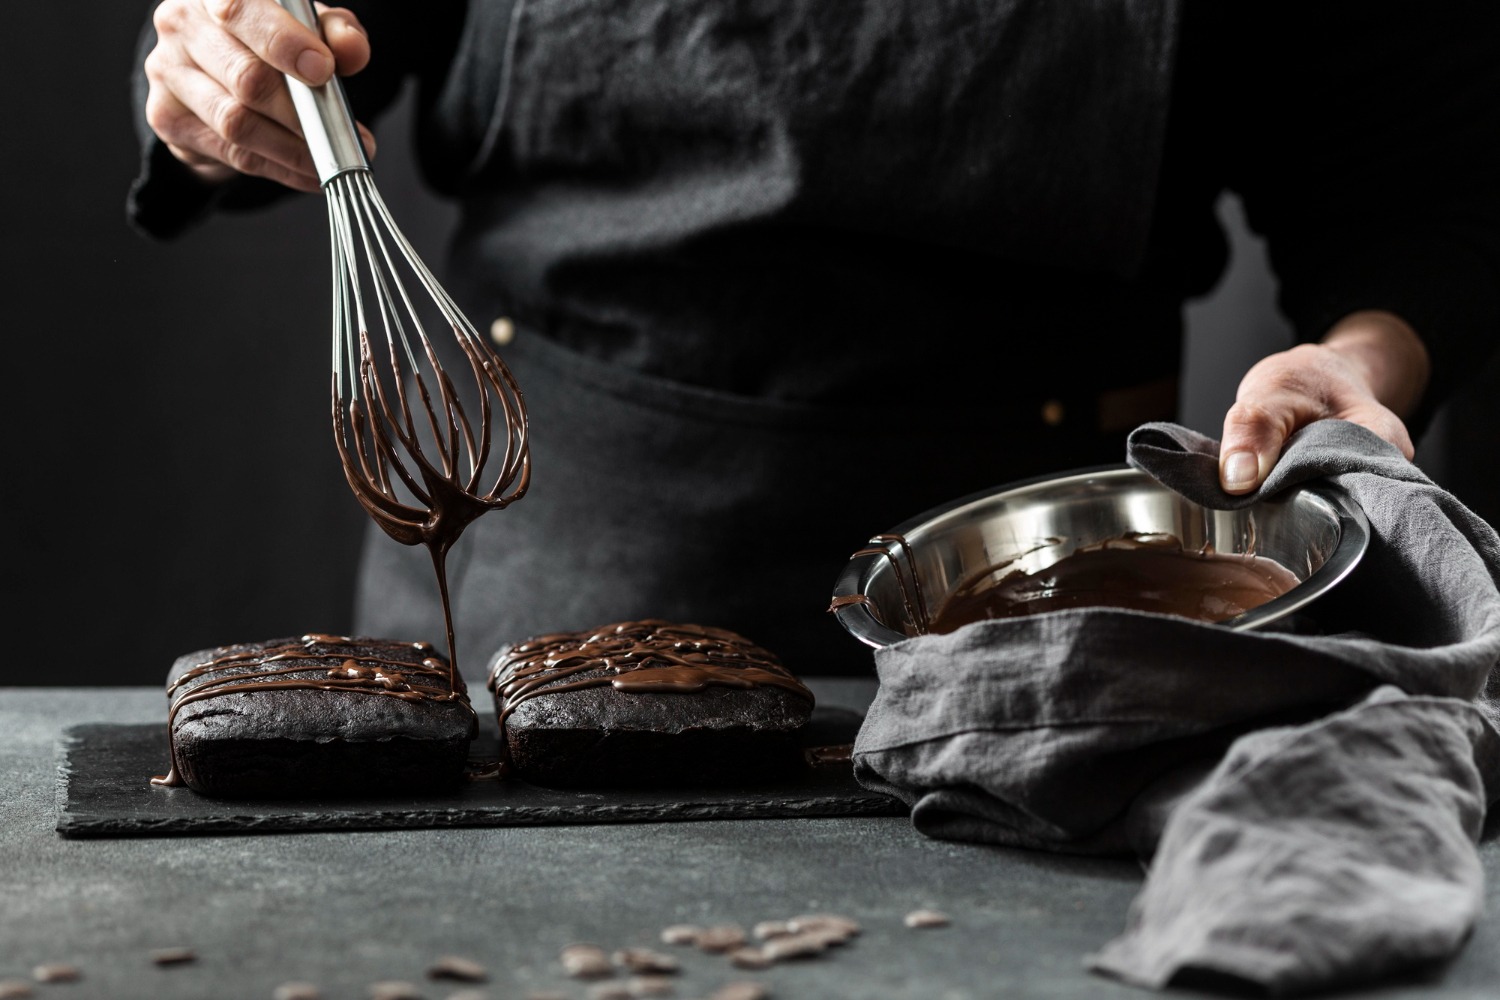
left=130, top=0, right=1500, bottom=674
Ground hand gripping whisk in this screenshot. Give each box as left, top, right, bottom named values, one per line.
left=277, top=0, right=530, bottom=682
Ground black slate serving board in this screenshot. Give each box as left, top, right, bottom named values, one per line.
left=55, top=709, right=903, bottom=839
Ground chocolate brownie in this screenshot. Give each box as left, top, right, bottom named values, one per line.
left=155, top=634, right=477, bottom=798
left=488, top=620, right=815, bottom=786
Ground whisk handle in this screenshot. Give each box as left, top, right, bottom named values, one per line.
left=277, top=0, right=369, bottom=185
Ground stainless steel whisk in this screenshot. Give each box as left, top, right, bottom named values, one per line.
left=277, top=0, right=530, bottom=677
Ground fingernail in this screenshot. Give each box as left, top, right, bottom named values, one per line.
left=1222, top=450, right=1259, bottom=491
left=296, top=49, right=333, bottom=84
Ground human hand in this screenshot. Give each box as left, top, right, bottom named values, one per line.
left=144, top=0, right=376, bottom=193
left=1218, top=311, right=1430, bottom=493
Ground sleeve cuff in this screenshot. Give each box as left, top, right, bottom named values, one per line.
left=1280, top=235, right=1500, bottom=441
left=126, top=138, right=295, bottom=240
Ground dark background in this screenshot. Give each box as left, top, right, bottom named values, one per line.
left=3, top=4, right=1497, bottom=686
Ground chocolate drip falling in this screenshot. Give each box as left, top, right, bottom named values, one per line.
left=489, top=620, right=815, bottom=763
left=152, top=634, right=471, bottom=787
left=333, top=321, right=530, bottom=686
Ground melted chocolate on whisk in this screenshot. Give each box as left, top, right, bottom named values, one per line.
left=334, top=324, right=530, bottom=688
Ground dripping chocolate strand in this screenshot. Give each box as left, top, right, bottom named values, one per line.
left=334, top=319, right=530, bottom=690
left=827, top=594, right=873, bottom=611
left=844, top=533, right=930, bottom=635
left=873, top=533, right=929, bottom=631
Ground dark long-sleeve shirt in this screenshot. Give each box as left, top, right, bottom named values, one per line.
left=131, top=0, right=1500, bottom=437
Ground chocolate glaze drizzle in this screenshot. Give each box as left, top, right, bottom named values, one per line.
left=836, top=531, right=1300, bottom=636
left=152, top=634, right=472, bottom=788
left=488, top=620, right=815, bottom=760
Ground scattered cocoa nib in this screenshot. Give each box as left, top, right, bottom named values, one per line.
left=31, top=965, right=80, bottom=984
left=272, top=982, right=322, bottom=1000
left=904, top=909, right=952, bottom=929
left=694, top=926, right=747, bottom=954
left=707, top=982, right=768, bottom=1000
left=728, top=947, right=773, bottom=971
left=427, top=955, right=489, bottom=983
left=587, top=984, right=632, bottom=1000
left=149, top=947, right=196, bottom=966
left=561, top=944, right=615, bottom=980
left=613, top=948, right=679, bottom=974
left=751, top=921, right=791, bottom=941
left=0, top=980, right=34, bottom=999
left=787, top=914, right=861, bottom=938
left=659, top=925, right=702, bottom=947
left=762, top=932, right=832, bottom=961
left=367, top=981, right=425, bottom=1000
left=626, top=974, right=676, bottom=997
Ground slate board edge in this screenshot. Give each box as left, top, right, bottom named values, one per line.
left=56, top=723, right=904, bottom=840
left=54, top=725, right=81, bottom=835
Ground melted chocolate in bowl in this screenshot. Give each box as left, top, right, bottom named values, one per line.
left=927, top=534, right=1302, bottom=633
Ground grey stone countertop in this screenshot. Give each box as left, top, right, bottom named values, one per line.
left=3, top=683, right=1499, bottom=1000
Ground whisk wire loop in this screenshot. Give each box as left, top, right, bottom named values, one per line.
left=326, top=169, right=530, bottom=559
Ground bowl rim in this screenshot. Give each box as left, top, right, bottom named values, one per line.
left=831, top=463, right=1371, bottom=648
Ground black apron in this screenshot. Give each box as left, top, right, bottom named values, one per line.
left=357, top=0, right=1183, bottom=676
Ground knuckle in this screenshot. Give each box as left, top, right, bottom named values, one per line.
left=152, top=0, right=182, bottom=34
left=1247, top=355, right=1312, bottom=395
left=286, top=145, right=314, bottom=175
left=323, top=7, right=365, bottom=36
left=227, top=52, right=278, bottom=105
left=262, top=25, right=304, bottom=68
left=223, top=144, right=261, bottom=174
left=1280, top=344, right=1335, bottom=385
left=214, top=99, right=257, bottom=144
left=203, top=0, right=246, bottom=26
left=144, top=93, right=178, bottom=138
left=1380, top=414, right=1411, bottom=445
left=196, top=131, right=232, bottom=164
left=1225, top=399, right=1275, bottom=430
left=143, top=49, right=165, bottom=83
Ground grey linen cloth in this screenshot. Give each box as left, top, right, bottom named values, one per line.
left=852, top=419, right=1500, bottom=994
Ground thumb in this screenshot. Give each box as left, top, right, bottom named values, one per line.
left=1218, top=400, right=1291, bottom=495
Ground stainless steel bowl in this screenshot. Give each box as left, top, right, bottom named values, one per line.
left=831, top=465, right=1369, bottom=648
